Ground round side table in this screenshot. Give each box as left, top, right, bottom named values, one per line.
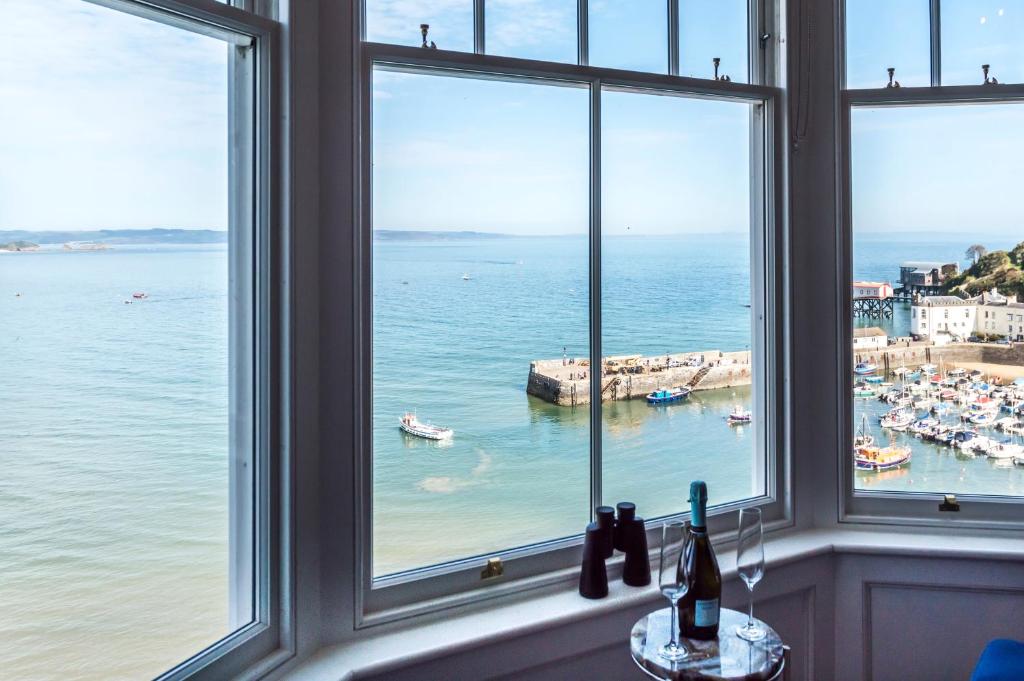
left=630, top=608, right=788, bottom=681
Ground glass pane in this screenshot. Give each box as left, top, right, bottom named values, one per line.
left=600, top=89, right=763, bottom=518
left=589, top=0, right=668, bottom=73
left=486, top=0, right=578, bottom=63
left=0, top=1, right=254, bottom=679
left=845, top=0, right=931, bottom=88
left=851, top=104, right=1024, bottom=498
left=366, top=0, right=474, bottom=52
left=679, top=0, right=748, bottom=83
left=942, top=1, right=1024, bottom=85
left=371, top=68, right=589, bottom=577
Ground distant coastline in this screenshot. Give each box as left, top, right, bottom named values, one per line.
left=374, top=230, right=513, bottom=241
left=0, top=228, right=227, bottom=246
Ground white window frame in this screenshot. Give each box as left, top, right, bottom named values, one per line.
left=69, top=1, right=291, bottom=679
left=838, top=0, right=1024, bottom=529
left=353, top=0, right=790, bottom=626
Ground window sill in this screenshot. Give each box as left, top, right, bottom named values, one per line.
left=283, top=527, right=1024, bottom=680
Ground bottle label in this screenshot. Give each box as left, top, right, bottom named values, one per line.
left=694, top=598, right=719, bottom=627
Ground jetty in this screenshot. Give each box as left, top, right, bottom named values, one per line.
left=527, top=350, right=752, bottom=407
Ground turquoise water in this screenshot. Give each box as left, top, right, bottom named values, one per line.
left=0, top=245, right=232, bottom=681
left=372, top=233, right=759, bottom=575
left=2, top=232, right=1020, bottom=679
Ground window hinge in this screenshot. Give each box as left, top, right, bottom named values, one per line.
left=481, top=557, right=504, bottom=580
left=939, top=494, right=960, bottom=512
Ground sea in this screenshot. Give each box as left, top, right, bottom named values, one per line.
left=0, top=231, right=1020, bottom=679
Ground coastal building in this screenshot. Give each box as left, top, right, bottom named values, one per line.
left=852, top=326, right=888, bottom=350
left=911, top=288, right=1023, bottom=341
left=975, top=289, right=1024, bottom=341
left=910, top=295, right=977, bottom=340
left=852, top=281, right=893, bottom=299
left=899, top=261, right=959, bottom=295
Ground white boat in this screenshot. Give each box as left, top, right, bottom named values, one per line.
left=880, top=408, right=914, bottom=431
left=987, top=442, right=1023, bottom=460
left=727, top=406, right=752, bottom=425
left=461, top=273, right=471, bottom=280
left=399, top=412, right=453, bottom=440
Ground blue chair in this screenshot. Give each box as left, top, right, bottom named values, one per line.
left=971, top=639, right=1024, bottom=681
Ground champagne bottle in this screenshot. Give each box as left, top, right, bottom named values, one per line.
left=678, top=480, right=722, bottom=640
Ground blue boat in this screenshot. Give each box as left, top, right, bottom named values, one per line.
left=646, top=387, right=691, bottom=404
left=854, top=362, right=878, bottom=375
left=864, top=376, right=884, bottom=384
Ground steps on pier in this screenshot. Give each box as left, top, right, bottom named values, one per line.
left=687, top=365, right=713, bottom=389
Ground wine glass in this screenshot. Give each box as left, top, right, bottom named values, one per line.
left=736, top=507, right=766, bottom=641
left=657, top=521, right=690, bottom=661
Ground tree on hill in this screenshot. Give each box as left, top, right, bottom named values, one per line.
left=1011, top=240, right=1024, bottom=267
left=965, top=243, right=988, bottom=264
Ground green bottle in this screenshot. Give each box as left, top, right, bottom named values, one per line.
left=678, top=481, right=722, bottom=640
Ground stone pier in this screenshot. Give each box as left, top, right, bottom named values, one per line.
left=527, top=350, right=753, bottom=407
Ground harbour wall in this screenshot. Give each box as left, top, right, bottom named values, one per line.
left=853, top=342, right=1024, bottom=375
left=527, top=350, right=752, bottom=407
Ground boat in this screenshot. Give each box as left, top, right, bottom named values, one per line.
left=880, top=408, right=914, bottom=431
left=854, top=362, right=878, bottom=375
left=727, top=407, right=752, bottom=425
left=947, top=367, right=967, bottom=378
left=910, top=417, right=939, bottom=437
left=132, top=292, right=148, bottom=299
left=398, top=412, right=453, bottom=440
left=855, top=415, right=875, bottom=447
left=856, top=444, right=912, bottom=471
left=461, top=273, right=471, bottom=280
left=646, top=387, right=691, bottom=404
left=854, top=383, right=877, bottom=398
left=919, top=363, right=938, bottom=375
left=987, top=442, right=1024, bottom=460
left=969, top=411, right=997, bottom=426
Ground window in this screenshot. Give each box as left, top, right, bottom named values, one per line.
left=0, top=1, right=278, bottom=679
left=359, top=0, right=783, bottom=617
left=843, top=1, right=1024, bottom=524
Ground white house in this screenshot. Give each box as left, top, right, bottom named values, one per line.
left=852, top=281, right=894, bottom=299
left=853, top=326, right=888, bottom=350
left=975, top=289, right=1024, bottom=341
left=910, top=295, right=977, bottom=340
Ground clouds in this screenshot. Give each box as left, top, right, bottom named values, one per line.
left=0, top=0, right=229, bottom=230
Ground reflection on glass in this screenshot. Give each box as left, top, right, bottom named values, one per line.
left=0, top=1, right=252, bottom=679
left=845, top=0, right=930, bottom=88
left=371, top=69, right=590, bottom=576
left=942, top=0, right=1024, bottom=85
left=589, top=0, right=668, bottom=73
left=366, top=0, right=474, bottom=52
left=487, top=0, right=578, bottom=63
left=851, top=104, right=1024, bottom=497
left=679, top=0, right=748, bottom=83
left=600, top=89, right=761, bottom=518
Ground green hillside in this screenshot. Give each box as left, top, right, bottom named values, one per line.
left=947, top=240, right=1024, bottom=298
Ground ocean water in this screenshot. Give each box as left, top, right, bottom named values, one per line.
left=0, top=245, right=232, bottom=681
left=1, top=232, right=1020, bottom=678
left=372, top=233, right=758, bottom=576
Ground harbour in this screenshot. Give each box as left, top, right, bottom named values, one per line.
left=527, top=350, right=753, bottom=407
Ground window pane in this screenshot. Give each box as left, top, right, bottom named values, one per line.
left=845, top=0, right=930, bottom=88
left=366, top=0, right=474, bottom=52
left=851, top=104, right=1024, bottom=498
left=371, top=68, right=589, bottom=577
left=0, top=1, right=254, bottom=679
left=942, top=1, right=1024, bottom=85
left=679, top=0, right=748, bottom=83
left=589, top=0, right=668, bottom=73
left=600, top=89, right=763, bottom=518
left=486, top=0, right=578, bottom=63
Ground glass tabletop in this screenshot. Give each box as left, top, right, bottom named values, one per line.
left=630, top=607, right=784, bottom=681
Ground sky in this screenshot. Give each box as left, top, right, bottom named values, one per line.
left=2, top=1, right=1021, bottom=236
left=0, top=0, right=228, bottom=231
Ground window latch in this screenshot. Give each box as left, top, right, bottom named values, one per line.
left=481, top=557, right=504, bottom=580
left=939, top=494, right=960, bottom=512
left=759, top=32, right=771, bottom=49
